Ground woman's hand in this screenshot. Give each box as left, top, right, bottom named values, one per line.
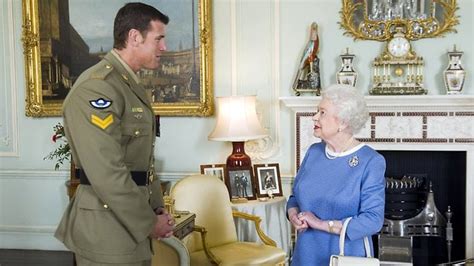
left=297, top=211, right=324, bottom=230
left=288, top=207, right=308, bottom=233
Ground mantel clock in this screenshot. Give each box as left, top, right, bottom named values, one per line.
left=371, top=29, right=426, bottom=95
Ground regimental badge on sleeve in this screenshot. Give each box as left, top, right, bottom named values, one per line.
left=89, top=98, right=112, bottom=109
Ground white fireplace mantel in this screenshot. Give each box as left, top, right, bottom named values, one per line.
left=280, top=95, right=474, bottom=112
left=280, top=94, right=474, bottom=258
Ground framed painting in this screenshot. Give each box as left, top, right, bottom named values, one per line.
left=225, top=168, right=256, bottom=200
left=22, top=0, right=213, bottom=117
left=253, top=163, right=283, bottom=198
left=200, top=164, right=226, bottom=181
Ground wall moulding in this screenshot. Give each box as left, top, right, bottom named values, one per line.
left=0, top=0, right=19, bottom=157
left=228, top=0, right=281, bottom=161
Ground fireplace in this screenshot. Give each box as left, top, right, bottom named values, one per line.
left=281, top=95, right=474, bottom=261
left=375, top=150, right=466, bottom=265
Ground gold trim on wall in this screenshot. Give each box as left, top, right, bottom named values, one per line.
left=339, top=0, right=459, bottom=41
left=22, top=0, right=213, bottom=117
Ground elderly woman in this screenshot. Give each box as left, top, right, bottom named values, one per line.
left=286, top=84, right=386, bottom=265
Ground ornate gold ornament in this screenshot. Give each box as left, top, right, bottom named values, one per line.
left=340, top=0, right=460, bottom=95
left=339, top=0, right=459, bottom=41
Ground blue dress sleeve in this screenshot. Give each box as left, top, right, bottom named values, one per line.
left=346, top=153, right=386, bottom=240
left=286, top=144, right=314, bottom=213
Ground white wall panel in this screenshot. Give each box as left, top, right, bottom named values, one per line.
left=0, top=0, right=18, bottom=157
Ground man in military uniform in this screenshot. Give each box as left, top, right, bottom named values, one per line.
left=55, top=3, right=174, bottom=265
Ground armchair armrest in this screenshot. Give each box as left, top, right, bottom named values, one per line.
left=153, top=236, right=190, bottom=266
left=193, top=225, right=221, bottom=265
left=232, top=210, right=277, bottom=247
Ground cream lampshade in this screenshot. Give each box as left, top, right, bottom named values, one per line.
left=208, top=96, right=267, bottom=168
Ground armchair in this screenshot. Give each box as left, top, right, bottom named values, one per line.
left=171, top=174, right=286, bottom=265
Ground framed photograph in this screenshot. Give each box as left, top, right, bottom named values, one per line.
left=200, top=164, right=226, bottom=181
left=22, top=0, right=213, bottom=117
left=253, top=163, right=283, bottom=197
left=225, top=168, right=256, bottom=200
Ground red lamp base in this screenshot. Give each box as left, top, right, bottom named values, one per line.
left=226, top=141, right=251, bottom=168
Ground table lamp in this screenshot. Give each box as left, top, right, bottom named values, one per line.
left=208, top=96, right=267, bottom=169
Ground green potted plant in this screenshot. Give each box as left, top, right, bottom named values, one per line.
left=44, top=123, right=70, bottom=170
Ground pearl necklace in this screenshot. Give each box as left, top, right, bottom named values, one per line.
left=324, top=137, right=354, bottom=160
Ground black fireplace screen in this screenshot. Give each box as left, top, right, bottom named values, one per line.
left=377, top=150, right=466, bottom=265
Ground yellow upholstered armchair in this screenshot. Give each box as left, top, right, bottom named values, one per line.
left=171, top=174, right=286, bottom=265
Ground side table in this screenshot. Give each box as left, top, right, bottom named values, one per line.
left=231, top=196, right=291, bottom=255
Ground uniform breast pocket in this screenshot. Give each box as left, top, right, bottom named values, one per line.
left=121, top=124, right=152, bottom=166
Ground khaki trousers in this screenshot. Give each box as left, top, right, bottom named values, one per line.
left=76, top=254, right=151, bottom=266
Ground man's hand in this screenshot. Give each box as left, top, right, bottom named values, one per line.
left=150, top=211, right=175, bottom=239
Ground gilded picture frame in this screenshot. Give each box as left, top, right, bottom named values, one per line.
left=21, top=0, right=213, bottom=117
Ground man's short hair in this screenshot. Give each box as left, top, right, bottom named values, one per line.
left=113, top=2, right=169, bottom=50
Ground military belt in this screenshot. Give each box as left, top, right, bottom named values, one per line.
left=75, top=169, right=148, bottom=186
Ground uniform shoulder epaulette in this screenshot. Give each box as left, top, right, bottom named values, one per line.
left=90, top=63, right=114, bottom=80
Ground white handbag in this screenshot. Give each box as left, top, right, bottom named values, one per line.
left=329, top=217, right=380, bottom=266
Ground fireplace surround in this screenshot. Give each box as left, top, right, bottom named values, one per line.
left=281, top=95, right=474, bottom=260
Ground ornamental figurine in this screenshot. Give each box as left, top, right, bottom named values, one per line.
left=292, top=22, right=321, bottom=96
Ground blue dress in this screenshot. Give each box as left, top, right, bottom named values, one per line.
left=287, top=142, right=386, bottom=266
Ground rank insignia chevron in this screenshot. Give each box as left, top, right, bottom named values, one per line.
left=91, top=114, right=114, bottom=130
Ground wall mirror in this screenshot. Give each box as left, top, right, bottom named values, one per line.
left=339, top=0, right=459, bottom=41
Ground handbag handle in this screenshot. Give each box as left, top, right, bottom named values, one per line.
left=338, top=217, right=372, bottom=258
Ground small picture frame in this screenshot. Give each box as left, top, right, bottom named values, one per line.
left=253, top=163, right=283, bottom=197
left=200, top=164, right=226, bottom=181
left=225, top=167, right=256, bottom=200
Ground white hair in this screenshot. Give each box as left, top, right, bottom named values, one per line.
left=321, top=84, right=369, bottom=133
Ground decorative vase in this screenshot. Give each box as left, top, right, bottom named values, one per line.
left=444, top=45, right=466, bottom=94
left=336, top=48, right=358, bottom=87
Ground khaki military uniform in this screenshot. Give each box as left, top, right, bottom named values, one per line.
left=55, top=51, right=163, bottom=264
